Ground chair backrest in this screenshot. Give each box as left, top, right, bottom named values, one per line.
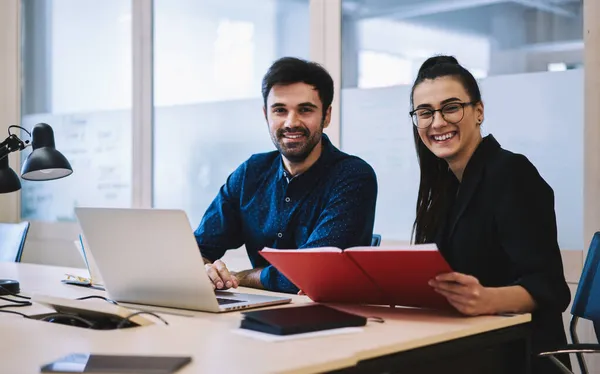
left=371, top=234, right=381, bottom=247
left=0, top=222, right=30, bottom=262
left=571, top=231, right=600, bottom=342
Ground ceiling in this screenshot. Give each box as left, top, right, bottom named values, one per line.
left=342, top=0, right=583, bottom=20
left=342, top=0, right=583, bottom=51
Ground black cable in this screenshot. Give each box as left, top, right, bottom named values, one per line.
left=0, top=296, right=32, bottom=305
left=0, top=292, right=167, bottom=330
left=0, top=285, right=31, bottom=299
left=116, top=311, right=169, bottom=329
left=40, top=313, right=96, bottom=329
left=76, top=295, right=119, bottom=305
left=0, top=302, right=32, bottom=308
left=0, top=310, right=32, bottom=318
left=8, top=125, right=31, bottom=137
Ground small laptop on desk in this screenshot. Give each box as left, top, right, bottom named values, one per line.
left=74, top=207, right=291, bottom=313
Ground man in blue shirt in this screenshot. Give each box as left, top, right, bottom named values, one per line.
left=196, top=57, right=377, bottom=294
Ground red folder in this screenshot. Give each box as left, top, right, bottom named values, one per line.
left=259, top=244, right=454, bottom=310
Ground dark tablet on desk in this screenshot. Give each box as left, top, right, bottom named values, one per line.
left=240, top=304, right=367, bottom=335
left=40, top=353, right=192, bottom=373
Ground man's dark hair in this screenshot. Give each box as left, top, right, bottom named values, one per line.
left=261, top=57, right=334, bottom=120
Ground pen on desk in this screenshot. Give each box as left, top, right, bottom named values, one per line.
left=61, top=279, right=106, bottom=291
left=79, top=235, right=90, bottom=268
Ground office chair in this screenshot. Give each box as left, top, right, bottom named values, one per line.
left=538, top=231, right=600, bottom=374
left=371, top=234, right=381, bottom=247
left=0, top=221, right=30, bottom=262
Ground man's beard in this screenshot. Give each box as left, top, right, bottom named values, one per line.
left=272, top=124, right=323, bottom=163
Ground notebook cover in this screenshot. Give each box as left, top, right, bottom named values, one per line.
left=345, top=248, right=453, bottom=309
left=259, top=249, right=385, bottom=304
left=240, top=304, right=366, bottom=335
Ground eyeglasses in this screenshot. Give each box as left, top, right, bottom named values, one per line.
left=409, top=102, right=475, bottom=129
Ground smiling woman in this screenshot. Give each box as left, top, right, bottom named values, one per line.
left=409, top=55, right=571, bottom=374
left=410, top=56, right=484, bottom=183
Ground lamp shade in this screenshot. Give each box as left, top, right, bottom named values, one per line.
left=21, top=123, right=73, bottom=181
left=0, top=155, right=21, bottom=193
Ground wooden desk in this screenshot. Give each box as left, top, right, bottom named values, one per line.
left=0, top=263, right=532, bottom=374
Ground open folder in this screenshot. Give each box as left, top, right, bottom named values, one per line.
left=259, top=244, right=454, bottom=309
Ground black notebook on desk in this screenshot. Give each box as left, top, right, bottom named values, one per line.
left=240, top=304, right=367, bottom=335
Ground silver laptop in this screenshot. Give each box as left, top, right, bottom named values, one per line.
left=74, top=207, right=291, bottom=313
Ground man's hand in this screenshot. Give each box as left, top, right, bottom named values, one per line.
left=428, top=272, right=495, bottom=316
left=231, top=268, right=264, bottom=289
left=204, top=259, right=239, bottom=290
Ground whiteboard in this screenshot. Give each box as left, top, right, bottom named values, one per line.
left=20, top=110, right=132, bottom=222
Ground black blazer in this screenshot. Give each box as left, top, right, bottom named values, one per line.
left=434, top=135, right=570, bottom=373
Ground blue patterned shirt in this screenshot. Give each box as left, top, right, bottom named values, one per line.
left=194, top=134, right=378, bottom=293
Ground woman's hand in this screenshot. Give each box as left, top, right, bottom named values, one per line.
left=429, top=272, right=496, bottom=316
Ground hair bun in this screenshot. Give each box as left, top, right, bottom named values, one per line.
left=418, top=55, right=460, bottom=75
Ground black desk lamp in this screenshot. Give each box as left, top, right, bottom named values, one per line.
left=0, top=154, right=21, bottom=193
left=0, top=123, right=73, bottom=296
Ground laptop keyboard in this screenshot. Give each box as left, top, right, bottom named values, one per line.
left=217, top=297, right=244, bottom=305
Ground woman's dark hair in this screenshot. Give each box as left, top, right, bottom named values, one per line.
left=410, top=55, right=482, bottom=244
left=261, top=57, right=334, bottom=121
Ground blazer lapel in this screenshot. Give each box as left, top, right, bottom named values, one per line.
left=446, top=166, right=483, bottom=239
left=446, top=135, right=499, bottom=239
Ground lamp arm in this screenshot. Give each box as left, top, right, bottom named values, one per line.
left=0, top=134, right=28, bottom=161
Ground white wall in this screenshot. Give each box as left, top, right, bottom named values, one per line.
left=0, top=0, right=20, bottom=223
